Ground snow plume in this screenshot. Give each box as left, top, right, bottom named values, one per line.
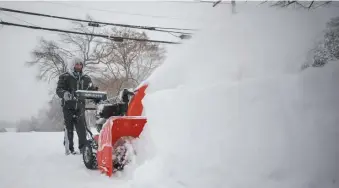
left=129, top=4, right=339, bottom=188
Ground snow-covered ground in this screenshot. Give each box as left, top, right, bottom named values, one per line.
left=0, top=132, right=128, bottom=188
left=1, top=4, right=339, bottom=188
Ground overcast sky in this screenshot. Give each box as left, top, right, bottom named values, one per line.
left=0, top=1, right=338, bottom=122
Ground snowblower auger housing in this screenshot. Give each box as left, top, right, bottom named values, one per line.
left=97, top=116, right=147, bottom=176
left=81, top=84, right=148, bottom=177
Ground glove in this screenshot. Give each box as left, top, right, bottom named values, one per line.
left=63, top=91, right=72, bottom=101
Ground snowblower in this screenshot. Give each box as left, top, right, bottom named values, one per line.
left=73, top=84, right=148, bottom=177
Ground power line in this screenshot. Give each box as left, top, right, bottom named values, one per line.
left=0, top=10, right=38, bottom=27
left=0, top=7, right=196, bottom=34
left=39, top=1, right=188, bottom=20
left=39, top=1, right=231, bottom=23
left=0, top=20, right=181, bottom=44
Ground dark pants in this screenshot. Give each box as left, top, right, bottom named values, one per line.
left=121, top=102, right=129, bottom=115
left=63, top=104, right=87, bottom=152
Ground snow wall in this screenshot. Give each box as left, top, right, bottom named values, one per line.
left=126, top=5, right=339, bottom=188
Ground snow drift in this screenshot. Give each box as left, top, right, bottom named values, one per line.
left=129, top=5, right=339, bottom=188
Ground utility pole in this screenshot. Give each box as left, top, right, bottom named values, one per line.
left=210, top=0, right=237, bottom=14
left=231, top=0, right=236, bottom=14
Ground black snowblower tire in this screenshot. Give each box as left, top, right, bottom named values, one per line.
left=82, top=141, right=97, bottom=170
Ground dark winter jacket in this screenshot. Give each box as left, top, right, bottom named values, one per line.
left=56, top=72, right=95, bottom=109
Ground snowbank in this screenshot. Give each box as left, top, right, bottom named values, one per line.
left=129, top=5, right=339, bottom=188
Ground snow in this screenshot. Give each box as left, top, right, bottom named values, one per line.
left=0, top=132, right=126, bottom=188
left=129, top=5, right=339, bottom=188
left=1, top=4, right=339, bottom=188
left=135, top=62, right=339, bottom=188
left=76, top=90, right=108, bottom=95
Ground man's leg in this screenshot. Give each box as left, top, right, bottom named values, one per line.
left=63, top=107, right=75, bottom=153
left=74, top=108, right=87, bottom=153
left=63, top=127, right=70, bottom=155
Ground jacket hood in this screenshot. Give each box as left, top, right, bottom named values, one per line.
left=66, top=57, right=83, bottom=76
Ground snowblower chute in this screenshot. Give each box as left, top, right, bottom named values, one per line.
left=81, top=84, right=148, bottom=177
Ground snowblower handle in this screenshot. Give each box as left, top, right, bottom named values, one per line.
left=74, top=90, right=108, bottom=101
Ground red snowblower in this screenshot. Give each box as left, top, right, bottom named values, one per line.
left=74, top=84, right=148, bottom=177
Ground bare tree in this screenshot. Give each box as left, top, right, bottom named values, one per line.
left=93, top=76, right=126, bottom=99
left=101, top=27, right=165, bottom=94
left=212, top=1, right=333, bottom=13
left=260, top=1, right=332, bottom=9
left=324, top=16, right=339, bottom=59
left=26, top=15, right=107, bottom=81
left=26, top=38, right=72, bottom=82
left=301, top=16, right=339, bottom=70
left=58, top=16, right=109, bottom=74
left=301, top=42, right=332, bottom=70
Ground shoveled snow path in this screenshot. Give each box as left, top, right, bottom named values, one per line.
left=0, top=132, right=129, bottom=188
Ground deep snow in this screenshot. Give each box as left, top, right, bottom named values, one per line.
left=129, top=5, right=339, bottom=188
left=1, top=3, right=339, bottom=188
left=134, top=63, right=339, bottom=188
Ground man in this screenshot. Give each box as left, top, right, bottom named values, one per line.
left=56, top=58, right=96, bottom=155
left=119, top=88, right=135, bottom=115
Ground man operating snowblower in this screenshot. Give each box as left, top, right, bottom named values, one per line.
left=56, top=58, right=97, bottom=155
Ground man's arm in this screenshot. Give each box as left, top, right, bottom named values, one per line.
left=126, top=89, right=135, bottom=96
left=56, top=74, right=67, bottom=98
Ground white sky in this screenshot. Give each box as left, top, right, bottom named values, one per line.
left=0, top=1, right=338, bottom=122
